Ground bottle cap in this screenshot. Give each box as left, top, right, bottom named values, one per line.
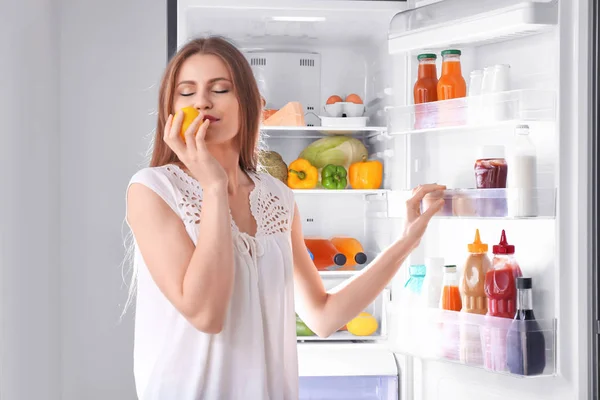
left=470, top=69, right=483, bottom=76
left=477, top=145, right=505, bottom=160
left=417, top=53, right=437, bottom=60
left=468, top=229, right=489, bottom=253
left=493, top=230, right=515, bottom=254
left=444, top=264, right=457, bottom=272
left=333, top=254, right=347, bottom=266
left=441, top=49, right=461, bottom=56
left=409, top=265, right=426, bottom=277
left=354, top=252, right=368, bottom=265
left=516, top=277, right=532, bottom=289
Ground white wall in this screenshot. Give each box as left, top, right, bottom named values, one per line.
left=59, top=0, right=166, bottom=398
left=0, top=1, right=61, bottom=399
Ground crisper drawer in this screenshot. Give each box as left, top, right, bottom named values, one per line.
left=297, top=343, right=398, bottom=399
left=299, top=376, right=398, bottom=400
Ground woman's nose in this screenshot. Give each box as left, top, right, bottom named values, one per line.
left=194, top=93, right=212, bottom=110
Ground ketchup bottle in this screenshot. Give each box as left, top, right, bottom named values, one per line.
left=485, top=230, right=523, bottom=318
left=482, top=230, right=523, bottom=372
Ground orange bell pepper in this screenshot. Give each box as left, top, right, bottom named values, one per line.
left=349, top=156, right=383, bottom=189
left=287, top=159, right=319, bottom=189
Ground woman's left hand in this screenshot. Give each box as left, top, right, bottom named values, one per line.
left=402, top=184, right=447, bottom=248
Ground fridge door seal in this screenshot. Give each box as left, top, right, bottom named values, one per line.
left=167, top=0, right=177, bottom=61
left=589, top=0, right=599, bottom=397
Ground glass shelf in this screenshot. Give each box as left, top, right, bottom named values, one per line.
left=261, top=125, right=386, bottom=139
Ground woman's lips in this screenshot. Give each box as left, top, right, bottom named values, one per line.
left=203, top=115, right=220, bottom=122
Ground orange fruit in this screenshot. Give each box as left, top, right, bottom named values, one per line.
left=345, top=94, right=363, bottom=104
left=326, top=95, right=343, bottom=105
left=179, top=106, right=200, bottom=142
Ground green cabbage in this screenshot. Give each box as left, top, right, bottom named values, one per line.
left=299, top=136, right=368, bottom=169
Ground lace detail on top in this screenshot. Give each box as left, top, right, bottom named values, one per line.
left=164, top=164, right=292, bottom=236
left=250, top=174, right=291, bottom=236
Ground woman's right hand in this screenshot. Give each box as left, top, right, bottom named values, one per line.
left=164, top=111, right=228, bottom=191
left=401, top=183, right=446, bottom=248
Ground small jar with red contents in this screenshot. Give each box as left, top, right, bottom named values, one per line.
left=474, top=145, right=508, bottom=217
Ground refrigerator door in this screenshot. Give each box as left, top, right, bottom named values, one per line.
left=385, top=0, right=592, bottom=399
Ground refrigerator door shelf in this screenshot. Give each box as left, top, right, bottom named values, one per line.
left=386, top=89, right=557, bottom=136
left=388, top=0, right=558, bottom=53
left=387, top=307, right=557, bottom=378
left=386, top=188, right=556, bottom=220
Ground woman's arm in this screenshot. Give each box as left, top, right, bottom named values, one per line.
left=292, top=184, right=445, bottom=337
left=127, top=183, right=234, bottom=334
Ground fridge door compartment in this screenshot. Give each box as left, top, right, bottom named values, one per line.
left=299, top=375, right=398, bottom=400
left=388, top=307, right=557, bottom=378
left=386, top=89, right=556, bottom=136
left=388, top=0, right=558, bottom=53
left=387, top=188, right=556, bottom=219
left=297, top=289, right=390, bottom=342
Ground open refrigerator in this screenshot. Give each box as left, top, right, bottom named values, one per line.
left=169, top=0, right=597, bottom=399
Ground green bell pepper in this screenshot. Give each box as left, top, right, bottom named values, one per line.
left=321, top=164, right=348, bottom=189
left=296, top=313, right=315, bottom=336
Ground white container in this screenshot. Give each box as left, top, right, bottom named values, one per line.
left=343, top=102, right=366, bottom=117
left=468, top=69, right=483, bottom=96
left=481, top=66, right=495, bottom=94
left=508, top=124, right=538, bottom=217
left=324, top=103, right=344, bottom=117
left=319, top=116, right=368, bottom=128
left=491, top=64, right=511, bottom=92
left=420, top=257, right=445, bottom=308
left=468, top=69, right=484, bottom=124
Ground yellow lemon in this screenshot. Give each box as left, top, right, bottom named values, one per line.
left=346, top=312, right=378, bottom=336
left=179, top=106, right=200, bottom=142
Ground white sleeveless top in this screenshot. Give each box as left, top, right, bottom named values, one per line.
left=126, top=164, right=299, bottom=400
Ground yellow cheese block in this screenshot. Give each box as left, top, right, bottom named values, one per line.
left=263, top=102, right=306, bottom=127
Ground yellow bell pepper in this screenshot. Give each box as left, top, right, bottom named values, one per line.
left=287, top=159, right=318, bottom=189
left=349, top=156, right=383, bottom=189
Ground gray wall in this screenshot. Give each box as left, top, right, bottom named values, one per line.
left=1, top=0, right=165, bottom=399
left=0, top=1, right=61, bottom=399
left=59, top=0, right=166, bottom=398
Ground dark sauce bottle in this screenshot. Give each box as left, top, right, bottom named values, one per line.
left=506, top=277, right=547, bottom=376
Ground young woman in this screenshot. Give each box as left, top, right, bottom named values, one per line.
left=126, top=36, right=445, bottom=400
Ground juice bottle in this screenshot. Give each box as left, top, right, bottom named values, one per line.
left=304, top=238, right=347, bottom=271
left=506, top=277, right=546, bottom=376
left=414, top=53, right=439, bottom=130
left=437, top=49, right=467, bottom=100
left=459, top=229, right=492, bottom=366
left=440, top=265, right=462, bottom=360
left=482, top=229, right=523, bottom=371
left=330, top=237, right=368, bottom=270
left=440, top=265, right=462, bottom=311
left=414, top=53, right=438, bottom=104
